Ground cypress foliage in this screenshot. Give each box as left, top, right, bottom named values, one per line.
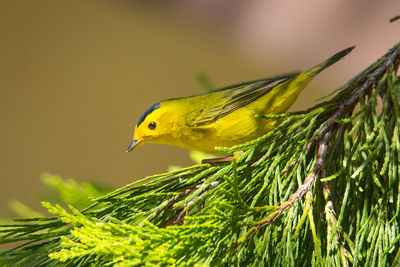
left=1, top=42, right=400, bottom=266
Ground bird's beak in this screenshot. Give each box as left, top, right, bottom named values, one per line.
left=126, top=138, right=142, bottom=153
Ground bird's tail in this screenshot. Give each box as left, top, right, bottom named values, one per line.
left=266, top=46, right=354, bottom=114
left=301, top=46, right=355, bottom=81
left=283, top=46, right=354, bottom=101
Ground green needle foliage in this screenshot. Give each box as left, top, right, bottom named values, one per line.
left=1, top=42, right=400, bottom=266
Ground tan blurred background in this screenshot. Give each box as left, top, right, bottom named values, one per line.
left=1, top=0, right=399, bottom=213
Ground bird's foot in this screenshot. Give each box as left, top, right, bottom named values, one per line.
left=201, top=151, right=244, bottom=164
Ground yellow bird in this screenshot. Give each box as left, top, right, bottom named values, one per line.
left=126, top=47, right=353, bottom=153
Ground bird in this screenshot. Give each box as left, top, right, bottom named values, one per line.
left=126, top=47, right=354, bottom=153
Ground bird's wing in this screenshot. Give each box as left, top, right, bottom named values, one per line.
left=186, top=73, right=298, bottom=127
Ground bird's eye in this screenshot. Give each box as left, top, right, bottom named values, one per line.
left=148, top=121, right=156, bottom=130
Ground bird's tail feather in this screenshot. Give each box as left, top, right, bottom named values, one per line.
left=272, top=46, right=354, bottom=111
left=304, top=46, right=355, bottom=79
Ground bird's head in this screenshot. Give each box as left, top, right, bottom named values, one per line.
left=126, top=102, right=175, bottom=152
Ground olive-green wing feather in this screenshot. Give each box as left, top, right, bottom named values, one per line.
left=186, top=73, right=298, bottom=127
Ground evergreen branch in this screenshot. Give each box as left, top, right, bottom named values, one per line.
left=237, top=130, right=332, bottom=246
left=163, top=180, right=219, bottom=227
left=1, top=42, right=400, bottom=266
left=322, top=180, right=350, bottom=266
left=306, top=192, right=323, bottom=264
left=308, top=45, right=400, bottom=153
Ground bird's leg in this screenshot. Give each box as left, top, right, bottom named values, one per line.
left=201, top=155, right=233, bottom=164
left=201, top=151, right=244, bottom=164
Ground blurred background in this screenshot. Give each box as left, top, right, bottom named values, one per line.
left=1, top=0, right=399, bottom=214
